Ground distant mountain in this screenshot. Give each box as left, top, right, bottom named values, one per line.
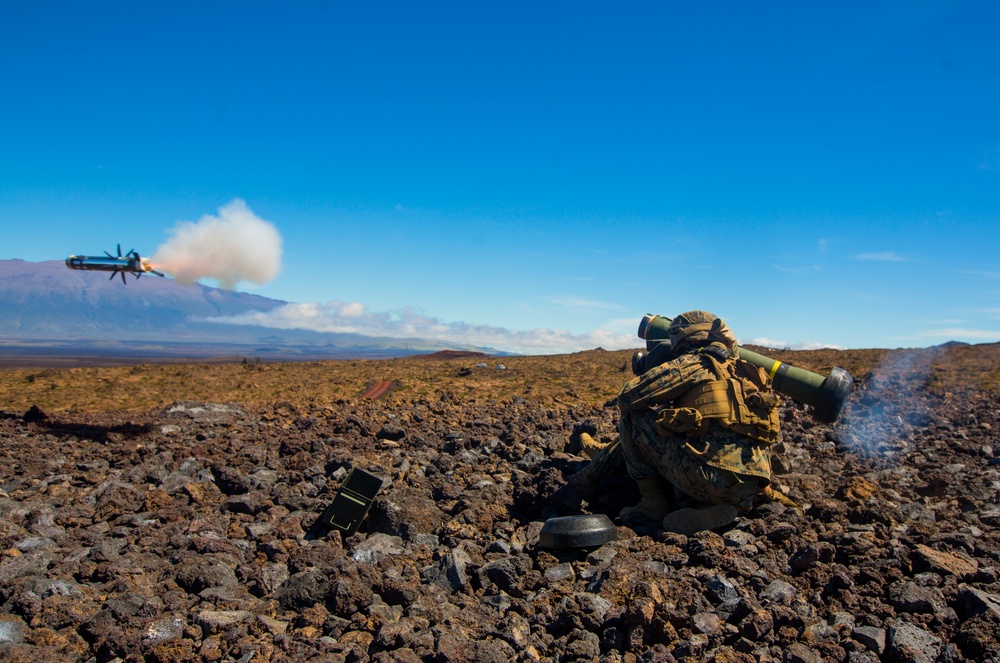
left=934, top=340, right=971, bottom=349
left=0, top=260, right=287, bottom=341
left=0, top=260, right=488, bottom=361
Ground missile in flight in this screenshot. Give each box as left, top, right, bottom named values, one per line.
left=65, top=244, right=165, bottom=285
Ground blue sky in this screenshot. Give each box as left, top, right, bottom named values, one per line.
left=2, top=1, right=999, bottom=353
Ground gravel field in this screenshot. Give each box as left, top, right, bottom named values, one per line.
left=2, top=348, right=1000, bottom=662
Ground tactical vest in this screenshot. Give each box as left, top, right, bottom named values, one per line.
left=653, top=351, right=781, bottom=475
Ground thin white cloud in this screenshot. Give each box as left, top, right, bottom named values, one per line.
left=540, top=296, right=625, bottom=311
left=962, top=270, right=1000, bottom=280
left=769, top=264, right=806, bottom=273
left=916, top=328, right=1000, bottom=341
left=741, top=337, right=845, bottom=351
left=769, top=263, right=822, bottom=273
left=607, top=316, right=646, bottom=332
left=793, top=341, right=846, bottom=350
left=199, top=301, right=638, bottom=355
left=853, top=251, right=906, bottom=262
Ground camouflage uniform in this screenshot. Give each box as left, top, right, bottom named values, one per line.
left=618, top=344, right=775, bottom=511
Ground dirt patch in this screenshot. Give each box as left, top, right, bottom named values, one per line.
left=360, top=381, right=403, bottom=400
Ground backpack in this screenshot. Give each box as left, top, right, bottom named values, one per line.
left=653, top=350, right=781, bottom=446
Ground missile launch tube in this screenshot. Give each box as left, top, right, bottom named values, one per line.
left=638, top=314, right=853, bottom=424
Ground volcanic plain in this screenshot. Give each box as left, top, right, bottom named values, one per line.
left=1, top=343, right=999, bottom=662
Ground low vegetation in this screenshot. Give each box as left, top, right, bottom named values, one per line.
left=2, top=344, right=997, bottom=414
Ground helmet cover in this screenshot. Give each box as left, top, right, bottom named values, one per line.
left=668, top=310, right=737, bottom=355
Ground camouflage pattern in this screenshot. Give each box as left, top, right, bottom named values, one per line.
left=667, top=310, right=738, bottom=356
left=619, top=407, right=760, bottom=508
left=616, top=338, right=776, bottom=509
left=571, top=438, right=624, bottom=487
left=618, top=351, right=719, bottom=413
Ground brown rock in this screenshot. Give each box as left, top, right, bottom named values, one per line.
left=146, top=639, right=196, bottom=663
left=182, top=481, right=223, bottom=504
left=256, top=615, right=288, bottom=636
left=199, top=636, right=224, bottom=661
left=712, top=651, right=756, bottom=663
left=296, top=603, right=330, bottom=629
left=739, top=608, right=774, bottom=640
left=92, top=481, right=146, bottom=521
left=913, top=544, right=978, bottom=579
left=30, top=594, right=97, bottom=630
left=27, top=626, right=73, bottom=651
left=368, top=486, right=446, bottom=541
left=837, top=477, right=879, bottom=503
left=339, top=629, right=375, bottom=649
left=143, top=488, right=174, bottom=512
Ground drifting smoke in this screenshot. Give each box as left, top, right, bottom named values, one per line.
left=835, top=347, right=943, bottom=458
left=152, top=199, right=282, bottom=289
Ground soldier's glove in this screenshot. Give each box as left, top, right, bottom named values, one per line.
left=759, top=485, right=800, bottom=510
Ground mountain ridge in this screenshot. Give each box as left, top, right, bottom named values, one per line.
left=0, top=260, right=497, bottom=361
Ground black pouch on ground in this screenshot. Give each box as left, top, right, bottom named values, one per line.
left=306, top=467, right=384, bottom=539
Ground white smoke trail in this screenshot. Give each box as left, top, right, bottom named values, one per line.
left=835, top=347, right=943, bottom=458
left=151, top=199, right=282, bottom=288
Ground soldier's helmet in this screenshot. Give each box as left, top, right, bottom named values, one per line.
left=668, top=310, right=738, bottom=355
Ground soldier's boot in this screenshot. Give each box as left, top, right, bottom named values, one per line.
left=579, top=432, right=608, bottom=459
left=662, top=503, right=739, bottom=535
left=758, top=484, right=800, bottom=509
left=619, top=478, right=674, bottom=521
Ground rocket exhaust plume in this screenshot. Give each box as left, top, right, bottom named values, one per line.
left=151, top=199, right=282, bottom=288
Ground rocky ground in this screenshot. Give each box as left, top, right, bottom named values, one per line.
left=1, top=347, right=1000, bottom=662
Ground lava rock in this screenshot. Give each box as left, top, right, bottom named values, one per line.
left=887, top=620, right=941, bottom=663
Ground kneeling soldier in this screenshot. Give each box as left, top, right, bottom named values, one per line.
left=615, top=310, right=788, bottom=534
